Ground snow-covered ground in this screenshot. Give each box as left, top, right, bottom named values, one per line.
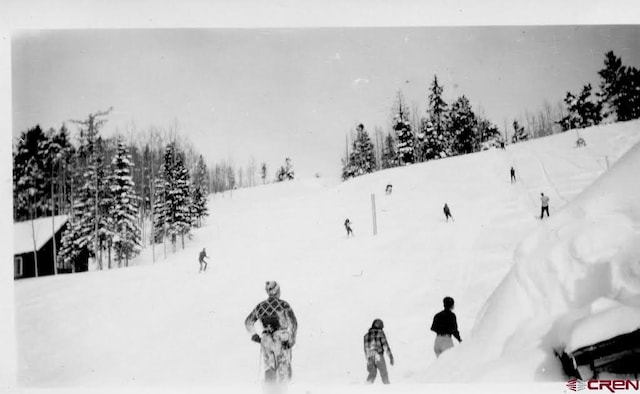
left=11, top=120, right=640, bottom=393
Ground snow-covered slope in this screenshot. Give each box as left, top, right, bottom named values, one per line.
left=13, top=120, right=640, bottom=391
left=424, top=124, right=640, bottom=382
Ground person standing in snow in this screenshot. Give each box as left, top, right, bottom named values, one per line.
left=245, top=281, right=298, bottom=384
left=443, top=203, right=454, bottom=222
left=344, top=218, right=354, bottom=237
left=510, top=166, right=517, bottom=183
left=540, top=192, right=550, bottom=219
left=198, top=248, right=208, bottom=273
left=363, top=319, right=394, bottom=384
left=430, top=297, right=462, bottom=357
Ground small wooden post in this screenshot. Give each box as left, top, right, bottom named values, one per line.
left=371, top=194, right=377, bottom=236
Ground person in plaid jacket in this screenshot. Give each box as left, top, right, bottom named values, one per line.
left=363, top=319, right=394, bottom=384
left=245, top=281, right=298, bottom=384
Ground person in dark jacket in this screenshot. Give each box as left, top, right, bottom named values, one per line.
left=363, top=319, right=394, bottom=384
left=198, top=248, right=208, bottom=273
left=344, top=218, right=354, bottom=237
left=245, top=281, right=298, bottom=384
left=443, top=203, right=454, bottom=222
left=510, top=166, right=516, bottom=183
left=430, top=297, right=462, bottom=357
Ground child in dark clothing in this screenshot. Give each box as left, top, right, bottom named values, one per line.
left=344, top=218, right=353, bottom=237
left=443, top=203, right=454, bottom=222
left=430, top=297, right=462, bottom=357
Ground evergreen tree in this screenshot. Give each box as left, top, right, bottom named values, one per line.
left=476, top=117, right=501, bottom=144
left=260, top=162, right=268, bottom=184
left=152, top=175, right=167, bottom=244
left=424, top=75, right=452, bottom=159
left=58, top=109, right=111, bottom=271
left=393, top=92, right=415, bottom=165
left=559, top=84, right=603, bottom=131
left=380, top=133, right=397, bottom=169
left=342, top=124, right=377, bottom=180
left=598, top=51, right=640, bottom=121
left=450, top=95, right=478, bottom=155
left=49, top=124, right=76, bottom=217
left=13, top=125, right=49, bottom=221
left=511, top=120, right=529, bottom=143
left=109, top=139, right=142, bottom=267
left=172, top=154, right=192, bottom=249
left=276, top=157, right=295, bottom=181
left=191, top=154, right=209, bottom=228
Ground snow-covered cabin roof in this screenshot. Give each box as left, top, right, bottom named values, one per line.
left=14, top=215, right=69, bottom=255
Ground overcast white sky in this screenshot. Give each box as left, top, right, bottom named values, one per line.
left=11, top=26, right=640, bottom=179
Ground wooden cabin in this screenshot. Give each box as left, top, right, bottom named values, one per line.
left=14, top=215, right=68, bottom=279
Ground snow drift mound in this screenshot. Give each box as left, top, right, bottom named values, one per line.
left=424, top=141, right=640, bottom=382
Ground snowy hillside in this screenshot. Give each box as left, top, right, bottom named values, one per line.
left=13, top=120, right=640, bottom=392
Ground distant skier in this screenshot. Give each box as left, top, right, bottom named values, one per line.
left=430, top=296, right=462, bottom=357
left=198, top=248, right=208, bottom=273
left=344, top=218, right=354, bottom=237
left=245, top=281, right=298, bottom=385
left=510, top=166, right=516, bottom=183
left=443, top=203, right=454, bottom=222
left=540, top=192, right=550, bottom=219
left=363, top=318, right=394, bottom=384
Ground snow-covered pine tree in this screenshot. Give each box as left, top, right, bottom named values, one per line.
left=151, top=175, right=167, bottom=244
left=13, top=125, right=49, bottom=221
left=511, top=120, right=529, bottom=143
left=380, top=133, right=397, bottom=169
left=49, top=124, right=76, bottom=217
left=276, top=157, right=295, bottom=181
left=424, top=75, right=452, bottom=160
left=450, top=95, right=479, bottom=155
left=191, top=154, right=209, bottom=228
left=59, top=109, right=112, bottom=271
left=172, top=154, right=192, bottom=249
left=109, top=139, right=142, bottom=267
left=58, top=214, right=87, bottom=272
left=159, top=143, right=178, bottom=248
left=476, top=117, right=502, bottom=146
left=393, top=92, right=415, bottom=165
left=342, top=124, right=377, bottom=180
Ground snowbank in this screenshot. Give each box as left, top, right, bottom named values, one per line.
left=424, top=140, right=640, bottom=382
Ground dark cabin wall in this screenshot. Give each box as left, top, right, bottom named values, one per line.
left=15, top=222, right=67, bottom=279
left=16, top=252, right=35, bottom=279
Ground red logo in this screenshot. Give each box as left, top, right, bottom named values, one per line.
left=567, top=378, right=587, bottom=391
left=566, top=379, right=640, bottom=392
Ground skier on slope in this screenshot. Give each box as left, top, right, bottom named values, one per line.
left=245, top=281, right=298, bottom=384
left=430, top=296, right=462, bottom=357
left=198, top=248, right=209, bottom=273
left=443, top=203, right=454, bottom=222
left=344, top=218, right=354, bottom=237
left=540, top=192, right=550, bottom=219
left=510, top=166, right=517, bottom=183
left=363, top=319, right=394, bottom=384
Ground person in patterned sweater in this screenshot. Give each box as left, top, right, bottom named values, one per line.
left=245, top=281, right=298, bottom=384
left=363, top=319, right=394, bottom=384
